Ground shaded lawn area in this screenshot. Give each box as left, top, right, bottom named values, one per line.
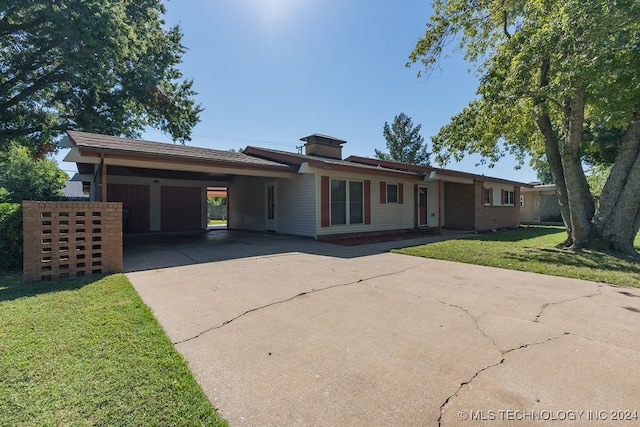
left=0, top=273, right=227, bottom=427
left=394, top=226, right=640, bottom=288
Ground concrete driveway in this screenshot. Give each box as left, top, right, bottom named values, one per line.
left=126, top=232, right=640, bottom=426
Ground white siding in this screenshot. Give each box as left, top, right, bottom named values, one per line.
left=228, top=176, right=267, bottom=231
left=275, top=174, right=316, bottom=237
left=315, top=171, right=419, bottom=237
left=488, top=184, right=517, bottom=206
left=368, top=179, right=414, bottom=232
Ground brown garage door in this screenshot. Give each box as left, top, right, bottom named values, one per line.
left=443, top=182, right=475, bottom=230
left=107, top=184, right=150, bottom=233
left=161, top=186, right=202, bottom=232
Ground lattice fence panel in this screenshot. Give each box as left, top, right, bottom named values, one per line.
left=23, top=201, right=123, bottom=282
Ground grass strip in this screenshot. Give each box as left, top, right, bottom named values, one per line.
left=0, top=273, right=228, bottom=426
left=394, top=226, right=640, bottom=288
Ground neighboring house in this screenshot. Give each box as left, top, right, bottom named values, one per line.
left=344, top=155, right=531, bottom=233
left=61, top=131, right=532, bottom=238
left=207, top=187, right=228, bottom=221
left=61, top=180, right=89, bottom=200
left=520, top=184, right=562, bottom=223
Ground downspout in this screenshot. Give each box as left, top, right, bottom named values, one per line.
left=101, top=156, right=108, bottom=202
left=92, top=154, right=104, bottom=201
left=438, top=179, right=443, bottom=233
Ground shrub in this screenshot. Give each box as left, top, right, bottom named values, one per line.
left=0, top=203, right=23, bottom=271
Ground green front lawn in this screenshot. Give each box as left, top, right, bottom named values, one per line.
left=208, top=219, right=227, bottom=225
left=0, top=273, right=227, bottom=427
left=394, top=226, right=640, bottom=288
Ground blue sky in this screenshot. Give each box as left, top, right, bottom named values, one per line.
left=60, top=0, right=538, bottom=182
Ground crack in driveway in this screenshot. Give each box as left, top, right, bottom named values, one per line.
left=534, top=283, right=602, bottom=323
left=169, top=259, right=611, bottom=427
left=173, top=264, right=424, bottom=345
left=433, top=299, right=499, bottom=350
left=438, top=357, right=505, bottom=426
left=437, top=333, right=570, bottom=426
left=435, top=282, right=604, bottom=426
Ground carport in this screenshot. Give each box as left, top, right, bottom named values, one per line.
left=61, top=131, right=294, bottom=234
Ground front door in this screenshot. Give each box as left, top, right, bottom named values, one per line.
left=266, top=182, right=277, bottom=231
left=419, top=187, right=428, bottom=226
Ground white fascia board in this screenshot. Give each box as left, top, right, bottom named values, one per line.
left=63, top=148, right=99, bottom=163
left=101, top=157, right=293, bottom=178
left=64, top=149, right=293, bottom=178
left=426, top=172, right=473, bottom=184
left=297, top=162, right=314, bottom=174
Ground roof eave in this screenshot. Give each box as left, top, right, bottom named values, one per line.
left=74, top=145, right=294, bottom=174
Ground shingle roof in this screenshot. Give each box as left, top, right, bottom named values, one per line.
left=346, top=155, right=533, bottom=187
left=61, top=181, right=89, bottom=199
left=66, top=131, right=291, bottom=169
left=243, top=146, right=423, bottom=177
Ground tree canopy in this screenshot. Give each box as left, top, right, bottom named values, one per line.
left=375, top=113, right=430, bottom=165
left=409, top=0, right=640, bottom=255
left=0, top=0, right=202, bottom=155
left=0, top=144, right=68, bottom=203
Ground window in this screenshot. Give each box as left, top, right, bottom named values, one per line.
left=330, top=180, right=346, bottom=225
left=484, top=188, right=492, bottom=205
left=331, top=180, right=364, bottom=225
left=349, top=181, right=363, bottom=224
left=387, top=184, right=398, bottom=203
left=503, top=190, right=515, bottom=205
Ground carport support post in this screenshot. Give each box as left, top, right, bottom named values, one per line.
left=438, top=180, right=443, bottom=233
left=101, top=162, right=108, bottom=202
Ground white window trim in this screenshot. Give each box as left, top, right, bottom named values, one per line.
left=503, top=190, right=515, bottom=206
left=330, top=179, right=364, bottom=226
left=387, top=184, right=398, bottom=204
left=484, top=188, right=492, bottom=205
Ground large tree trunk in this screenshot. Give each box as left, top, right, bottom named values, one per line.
left=533, top=63, right=638, bottom=257
left=592, top=113, right=640, bottom=256
left=561, top=87, right=595, bottom=248
left=534, top=58, right=572, bottom=244
left=536, top=112, right=572, bottom=242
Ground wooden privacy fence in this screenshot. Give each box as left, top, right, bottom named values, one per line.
left=22, top=201, right=123, bottom=282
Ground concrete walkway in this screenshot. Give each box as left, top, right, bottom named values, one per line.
left=126, top=232, right=640, bottom=426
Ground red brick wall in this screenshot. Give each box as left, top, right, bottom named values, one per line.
left=474, top=183, right=520, bottom=231
left=22, top=201, right=123, bottom=282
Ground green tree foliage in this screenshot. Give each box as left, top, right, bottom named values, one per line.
left=586, top=165, right=612, bottom=196
left=0, top=0, right=202, bottom=156
left=207, top=196, right=227, bottom=206
left=409, top=0, right=640, bottom=256
left=0, top=203, right=22, bottom=271
left=0, top=144, right=68, bottom=203
left=375, top=113, right=430, bottom=165
left=530, top=156, right=554, bottom=185
left=582, top=122, right=626, bottom=167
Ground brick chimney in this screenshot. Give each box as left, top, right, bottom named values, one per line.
left=301, top=134, right=346, bottom=160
